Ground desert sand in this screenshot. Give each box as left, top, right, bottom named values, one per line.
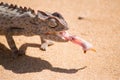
left=0, top=0, right=120, bottom=80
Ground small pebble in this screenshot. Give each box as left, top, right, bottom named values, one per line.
left=78, top=17, right=84, bottom=20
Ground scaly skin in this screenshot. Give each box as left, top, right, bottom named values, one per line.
left=0, top=2, right=69, bottom=58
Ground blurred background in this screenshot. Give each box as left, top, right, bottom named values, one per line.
left=0, top=0, right=120, bottom=80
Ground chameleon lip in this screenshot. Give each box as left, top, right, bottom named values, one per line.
left=57, top=31, right=69, bottom=40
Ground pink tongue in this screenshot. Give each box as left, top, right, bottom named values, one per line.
left=59, top=31, right=95, bottom=53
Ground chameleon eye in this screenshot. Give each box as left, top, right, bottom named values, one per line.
left=47, top=18, right=58, bottom=28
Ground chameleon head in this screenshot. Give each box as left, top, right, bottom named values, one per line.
left=37, top=11, right=69, bottom=35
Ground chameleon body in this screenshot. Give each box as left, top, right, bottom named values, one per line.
left=0, top=2, right=69, bottom=58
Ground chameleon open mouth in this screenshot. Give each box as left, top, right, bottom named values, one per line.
left=57, top=31, right=68, bottom=40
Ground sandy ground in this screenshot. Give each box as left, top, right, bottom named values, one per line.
left=0, top=0, right=120, bottom=80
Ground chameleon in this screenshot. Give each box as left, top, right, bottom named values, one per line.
left=0, top=2, right=69, bottom=58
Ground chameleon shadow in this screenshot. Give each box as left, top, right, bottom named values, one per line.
left=0, top=43, right=87, bottom=74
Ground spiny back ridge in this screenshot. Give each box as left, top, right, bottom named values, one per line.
left=0, top=2, right=35, bottom=14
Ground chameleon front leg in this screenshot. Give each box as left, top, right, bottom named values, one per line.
left=5, top=28, right=23, bottom=58
left=40, top=37, right=54, bottom=51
